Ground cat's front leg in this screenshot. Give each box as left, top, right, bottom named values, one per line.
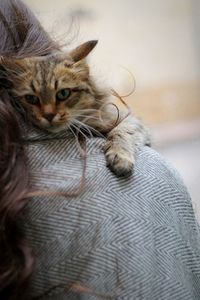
left=104, top=115, right=150, bottom=176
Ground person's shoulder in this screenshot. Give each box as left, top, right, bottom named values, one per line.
left=136, top=146, right=189, bottom=195
left=87, top=140, right=191, bottom=203
left=88, top=138, right=187, bottom=193
left=87, top=139, right=189, bottom=197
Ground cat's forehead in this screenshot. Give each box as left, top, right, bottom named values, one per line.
left=11, top=53, right=87, bottom=95
left=26, top=55, right=71, bottom=73
left=24, top=55, right=76, bottom=88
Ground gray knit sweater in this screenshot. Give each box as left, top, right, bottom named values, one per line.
left=21, top=124, right=200, bottom=300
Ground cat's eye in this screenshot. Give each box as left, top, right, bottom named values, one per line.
left=25, top=94, right=40, bottom=105
left=56, top=88, right=71, bottom=101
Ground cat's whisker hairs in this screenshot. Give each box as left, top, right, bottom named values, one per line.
left=74, top=119, right=105, bottom=138
left=73, top=109, right=103, bottom=121
left=73, top=121, right=95, bottom=139
left=68, top=124, right=80, bottom=143
left=74, top=108, right=100, bottom=114
left=74, top=121, right=95, bottom=139
left=71, top=109, right=103, bottom=125
left=74, top=115, right=102, bottom=124
left=70, top=123, right=92, bottom=140
left=68, top=125, right=88, bottom=159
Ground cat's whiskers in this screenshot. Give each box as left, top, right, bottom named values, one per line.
left=75, top=108, right=100, bottom=113
left=74, top=114, right=100, bottom=121
left=73, top=119, right=104, bottom=138
left=68, top=125, right=88, bottom=157
left=70, top=123, right=91, bottom=140
left=76, top=107, right=101, bottom=114
left=68, top=125, right=79, bottom=143
left=75, top=122, right=94, bottom=139
left=76, top=109, right=102, bottom=117
left=73, top=109, right=103, bottom=122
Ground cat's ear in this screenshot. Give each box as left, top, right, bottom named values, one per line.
left=69, top=40, right=98, bottom=62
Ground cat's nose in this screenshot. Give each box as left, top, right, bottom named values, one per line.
left=43, top=113, right=55, bottom=122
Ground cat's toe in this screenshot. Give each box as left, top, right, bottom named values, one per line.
left=105, top=152, right=135, bottom=177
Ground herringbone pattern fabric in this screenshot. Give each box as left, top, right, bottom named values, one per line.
left=21, top=125, right=200, bottom=300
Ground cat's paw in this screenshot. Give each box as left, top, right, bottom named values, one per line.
left=104, top=142, right=135, bottom=177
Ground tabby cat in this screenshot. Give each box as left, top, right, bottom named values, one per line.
left=1, top=40, right=150, bottom=176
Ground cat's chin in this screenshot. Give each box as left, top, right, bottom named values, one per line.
left=34, top=122, right=67, bottom=133
left=45, top=124, right=67, bottom=133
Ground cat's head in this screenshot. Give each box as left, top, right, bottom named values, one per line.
left=1, top=40, right=100, bottom=132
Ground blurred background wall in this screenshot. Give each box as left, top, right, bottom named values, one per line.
left=25, top=0, right=200, bottom=220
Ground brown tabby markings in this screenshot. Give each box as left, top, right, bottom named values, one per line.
left=2, top=41, right=150, bottom=176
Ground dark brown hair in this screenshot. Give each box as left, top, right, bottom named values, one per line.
left=0, top=1, right=61, bottom=298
